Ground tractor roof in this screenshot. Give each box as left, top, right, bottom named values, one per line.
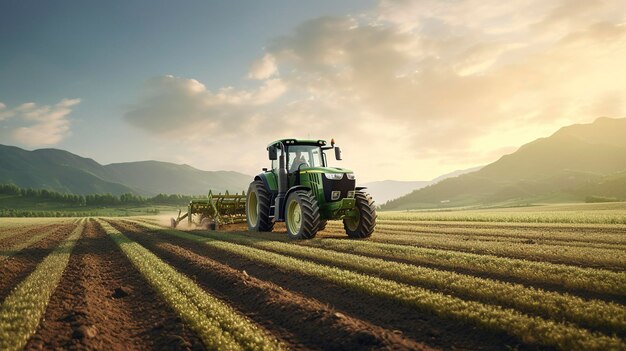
left=267, top=139, right=327, bottom=149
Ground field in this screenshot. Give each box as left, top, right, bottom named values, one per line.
left=0, top=206, right=625, bottom=350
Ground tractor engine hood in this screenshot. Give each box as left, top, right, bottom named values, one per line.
left=298, top=167, right=354, bottom=174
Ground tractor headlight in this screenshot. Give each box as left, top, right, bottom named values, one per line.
left=346, top=173, right=355, bottom=180
left=324, top=173, right=343, bottom=180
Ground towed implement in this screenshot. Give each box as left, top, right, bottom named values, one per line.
left=170, top=190, right=246, bottom=229
left=173, top=138, right=376, bottom=239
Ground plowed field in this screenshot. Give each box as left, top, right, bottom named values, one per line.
left=0, top=216, right=624, bottom=351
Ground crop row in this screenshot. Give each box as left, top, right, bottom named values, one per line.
left=378, top=209, right=626, bottom=224
left=0, top=224, right=69, bottom=263
left=0, top=219, right=85, bottom=351
left=328, top=224, right=626, bottom=251
left=363, top=227, right=626, bottom=252
left=322, top=227, right=626, bottom=270
left=130, top=220, right=625, bottom=351
left=96, top=220, right=283, bottom=351
left=341, top=222, right=626, bottom=246
left=187, top=228, right=626, bottom=334
left=294, top=237, right=626, bottom=296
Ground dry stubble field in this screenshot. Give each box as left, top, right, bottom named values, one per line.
left=0, top=209, right=625, bottom=351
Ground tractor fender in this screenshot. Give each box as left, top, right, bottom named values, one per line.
left=355, top=186, right=367, bottom=191
left=282, top=185, right=312, bottom=218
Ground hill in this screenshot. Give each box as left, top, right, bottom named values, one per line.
left=0, top=144, right=251, bottom=196
left=363, top=166, right=482, bottom=205
left=381, top=117, right=626, bottom=210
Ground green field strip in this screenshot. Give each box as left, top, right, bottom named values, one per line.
left=0, top=219, right=85, bottom=351
left=182, top=229, right=626, bottom=334
left=365, top=228, right=626, bottom=251
left=323, top=228, right=626, bottom=270
left=130, top=221, right=625, bottom=351
left=0, top=222, right=75, bottom=262
left=298, top=237, right=626, bottom=296
left=329, top=222, right=626, bottom=246
left=325, top=224, right=626, bottom=251
left=378, top=210, right=626, bottom=224
left=96, top=220, right=284, bottom=351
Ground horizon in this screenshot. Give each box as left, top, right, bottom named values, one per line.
left=1, top=0, right=625, bottom=182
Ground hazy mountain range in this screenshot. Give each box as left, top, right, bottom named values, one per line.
left=363, top=166, right=482, bottom=205
left=0, top=145, right=251, bottom=196
left=382, top=117, right=626, bottom=210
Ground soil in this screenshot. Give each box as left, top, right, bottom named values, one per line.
left=115, top=220, right=545, bottom=351
left=24, top=220, right=204, bottom=351
left=0, top=223, right=75, bottom=301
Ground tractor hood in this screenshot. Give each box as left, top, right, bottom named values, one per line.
left=299, top=167, right=354, bottom=175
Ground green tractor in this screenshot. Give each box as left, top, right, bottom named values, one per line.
left=246, top=138, right=376, bottom=239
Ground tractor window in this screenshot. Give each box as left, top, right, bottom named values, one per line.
left=287, top=145, right=324, bottom=172
left=271, top=147, right=283, bottom=171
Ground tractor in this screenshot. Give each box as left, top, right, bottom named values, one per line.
left=246, top=138, right=376, bottom=239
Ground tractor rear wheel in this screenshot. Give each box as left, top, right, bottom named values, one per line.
left=343, top=191, right=376, bottom=238
left=247, top=180, right=274, bottom=232
left=285, top=190, right=320, bottom=239
left=318, top=220, right=327, bottom=232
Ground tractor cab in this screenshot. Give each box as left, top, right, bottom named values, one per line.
left=246, top=138, right=376, bottom=240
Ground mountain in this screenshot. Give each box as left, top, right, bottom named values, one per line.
left=363, top=166, right=482, bottom=205
left=381, top=117, right=626, bottom=210
left=0, top=144, right=251, bottom=196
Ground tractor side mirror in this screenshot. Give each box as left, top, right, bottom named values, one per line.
left=334, top=147, right=342, bottom=160
left=268, top=147, right=277, bottom=160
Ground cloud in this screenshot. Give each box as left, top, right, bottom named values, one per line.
left=124, top=75, right=286, bottom=136
left=123, top=0, right=626, bottom=180
left=0, top=98, right=80, bottom=147
left=248, top=54, right=278, bottom=80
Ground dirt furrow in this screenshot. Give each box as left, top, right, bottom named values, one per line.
left=111, top=220, right=433, bottom=351
left=0, top=223, right=75, bottom=301
left=24, top=220, right=204, bottom=351
left=118, top=220, right=538, bottom=351
left=0, top=223, right=63, bottom=249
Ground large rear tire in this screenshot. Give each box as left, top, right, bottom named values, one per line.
left=318, top=220, right=327, bottom=232
left=285, top=190, right=320, bottom=239
left=247, top=180, right=274, bottom=232
left=343, top=191, right=376, bottom=238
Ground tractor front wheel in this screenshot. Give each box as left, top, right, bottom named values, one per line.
left=285, top=190, right=320, bottom=239
left=343, top=191, right=376, bottom=238
left=247, top=180, right=274, bottom=232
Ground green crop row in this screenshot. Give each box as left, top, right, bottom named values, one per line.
left=130, top=221, right=625, bottom=351
left=96, top=220, right=283, bottom=351
left=296, top=237, right=626, bottom=296
left=364, top=227, right=626, bottom=251
left=341, top=222, right=626, bottom=246
left=0, top=223, right=70, bottom=263
left=322, top=228, right=626, bottom=270
left=329, top=223, right=626, bottom=251
left=189, top=228, right=626, bottom=334
left=0, top=219, right=85, bottom=351
left=377, top=208, right=626, bottom=224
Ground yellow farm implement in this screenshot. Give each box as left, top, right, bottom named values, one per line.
left=170, top=190, right=246, bottom=229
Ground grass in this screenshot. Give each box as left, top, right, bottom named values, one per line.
left=96, top=219, right=284, bottom=351
left=0, top=219, right=84, bottom=351
left=130, top=220, right=625, bottom=351
left=182, top=227, right=626, bottom=334
left=0, top=194, right=176, bottom=217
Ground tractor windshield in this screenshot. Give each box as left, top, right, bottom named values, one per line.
left=287, top=145, right=324, bottom=172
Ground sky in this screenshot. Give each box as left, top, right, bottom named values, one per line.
left=1, top=0, right=625, bottom=182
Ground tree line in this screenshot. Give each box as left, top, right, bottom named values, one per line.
left=0, top=183, right=202, bottom=207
